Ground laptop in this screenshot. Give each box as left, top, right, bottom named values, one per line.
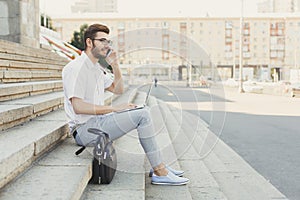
left=115, top=82, right=154, bottom=113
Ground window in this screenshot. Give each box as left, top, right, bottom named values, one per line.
left=118, top=22, right=125, bottom=29
left=225, top=21, right=233, bottom=29
left=277, top=51, right=284, bottom=58
left=270, top=51, right=277, bottom=58
left=163, top=21, right=169, bottom=28
left=225, top=44, right=232, bottom=52
left=225, top=30, right=232, bottom=37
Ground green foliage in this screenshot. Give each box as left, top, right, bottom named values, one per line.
left=70, top=24, right=88, bottom=51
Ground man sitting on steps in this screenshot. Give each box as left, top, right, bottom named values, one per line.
left=62, top=23, right=189, bottom=185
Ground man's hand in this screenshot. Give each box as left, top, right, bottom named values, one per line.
left=71, top=98, right=137, bottom=115
left=113, top=103, right=137, bottom=112
left=105, top=49, right=118, bottom=67
left=105, top=49, right=124, bottom=95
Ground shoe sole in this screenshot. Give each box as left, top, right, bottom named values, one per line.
left=151, top=180, right=189, bottom=186
left=149, top=172, right=184, bottom=177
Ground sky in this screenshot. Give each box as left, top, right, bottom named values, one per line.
left=40, top=0, right=262, bottom=18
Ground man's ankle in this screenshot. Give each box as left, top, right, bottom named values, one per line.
left=153, top=164, right=168, bottom=176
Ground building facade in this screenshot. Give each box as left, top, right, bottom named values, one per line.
left=53, top=14, right=300, bottom=82
left=258, top=0, right=299, bottom=13
left=71, top=0, right=117, bottom=13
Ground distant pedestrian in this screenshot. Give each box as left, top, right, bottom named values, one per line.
left=154, top=77, right=158, bottom=87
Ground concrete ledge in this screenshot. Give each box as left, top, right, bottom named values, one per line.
left=0, top=104, right=32, bottom=126
left=177, top=106, right=288, bottom=200
left=145, top=96, right=193, bottom=200
left=1, top=70, right=61, bottom=83
left=0, top=109, right=68, bottom=189
left=0, top=139, right=91, bottom=200
left=0, top=39, right=68, bottom=64
left=0, top=86, right=131, bottom=199
left=0, top=80, right=63, bottom=101
left=0, top=52, right=67, bottom=67
left=0, top=92, right=63, bottom=131
left=0, top=60, right=63, bottom=71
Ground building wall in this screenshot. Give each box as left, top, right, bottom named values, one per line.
left=71, top=0, right=117, bottom=13
left=0, top=0, right=40, bottom=48
left=53, top=15, right=300, bottom=81
left=258, top=0, right=298, bottom=13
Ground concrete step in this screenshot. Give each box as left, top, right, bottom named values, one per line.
left=0, top=80, right=62, bottom=101
left=0, top=109, right=68, bottom=190
left=0, top=136, right=92, bottom=200
left=0, top=91, right=63, bottom=131
left=0, top=70, right=62, bottom=83
left=0, top=59, right=64, bottom=72
left=180, top=108, right=288, bottom=200
left=0, top=83, right=125, bottom=200
left=169, top=106, right=265, bottom=200
left=0, top=52, right=67, bottom=67
left=81, top=127, right=145, bottom=200
left=156, top=99, right=227, bottom=200
left=0, top=39, right=68, bottom=64
left=144, top=95, right=192, bottom=200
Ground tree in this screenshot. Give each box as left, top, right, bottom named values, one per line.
left=70, top=24, right=88, bottom=51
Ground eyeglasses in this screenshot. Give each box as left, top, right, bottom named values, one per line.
left=92, top=38, right=113, bottom=46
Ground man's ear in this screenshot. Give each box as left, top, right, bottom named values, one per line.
left=86, top=38, right=93, bottom=49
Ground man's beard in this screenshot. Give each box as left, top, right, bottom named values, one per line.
left=91, top=46, right=105, bottom=59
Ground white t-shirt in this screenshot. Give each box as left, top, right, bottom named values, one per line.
left=62, top=52, right=113, bottom=128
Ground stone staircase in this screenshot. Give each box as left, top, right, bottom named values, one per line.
left=0, top=39, right=69, bottom=193
left=0, top=39, right=66, bottom=84
left=0, top=39, right=118, bottom=199
left=0, top=39, right=288, bottom=199
left=80, top=91, right=288, bottom=200
left=0, top=88, right=289, bottom=199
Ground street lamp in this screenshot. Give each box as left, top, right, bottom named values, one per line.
left=239, top=0, right=245, bottom=93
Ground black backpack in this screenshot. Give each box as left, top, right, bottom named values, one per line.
left=75, top=128, right=117, bottom=184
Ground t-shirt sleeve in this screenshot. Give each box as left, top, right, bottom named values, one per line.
left=63, top=68, right=86, bottom=100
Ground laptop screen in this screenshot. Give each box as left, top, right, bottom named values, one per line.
left=144, top=82, right=154, bottom=105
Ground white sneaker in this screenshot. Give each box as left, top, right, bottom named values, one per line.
left=151, top=171, right=189, bottom=186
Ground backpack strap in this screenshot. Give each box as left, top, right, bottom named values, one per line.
left=88, top=128, right=109, bottom=138
left=75, top=146, right=86, bottom=155
left=74, top=128, right=108, bottom=155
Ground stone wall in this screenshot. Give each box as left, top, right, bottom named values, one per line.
left=0, top=0, right=40, bottom=48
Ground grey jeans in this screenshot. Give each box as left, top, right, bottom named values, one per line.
left=74, top=108, right=162, bottom=168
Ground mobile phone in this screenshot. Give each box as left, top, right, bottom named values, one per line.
left=99, top=49, right=113, bottom=72
left=106, top=49, right=112, bottom=58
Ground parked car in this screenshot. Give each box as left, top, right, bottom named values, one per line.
left=290, top=82, right=300, bottom=97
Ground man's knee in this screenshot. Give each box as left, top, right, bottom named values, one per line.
left=132, top=108, right=152, bottom=125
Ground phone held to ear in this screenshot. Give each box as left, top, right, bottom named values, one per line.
left=106, top=49, right=112, bottom=58
left=99, top=49, right=113, bottom=73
